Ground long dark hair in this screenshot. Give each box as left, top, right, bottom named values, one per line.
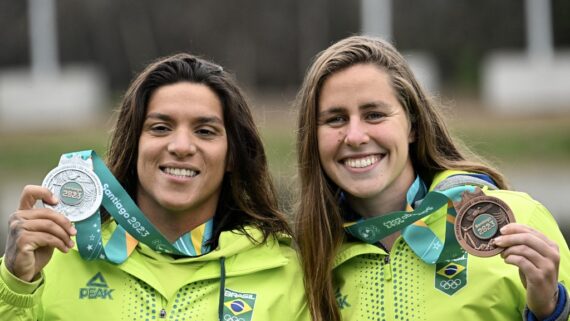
left=106, top=53, right=290, bottom=245
left=295, top=35, right=507, bottom=321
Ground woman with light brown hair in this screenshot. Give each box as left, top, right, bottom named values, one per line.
left=295, top=35, right=570, bottom=321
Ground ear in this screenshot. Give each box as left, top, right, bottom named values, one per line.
left=407, top=113, right=416, bottom=143
left=408, top=128, right=416, bottom=143
left=225, top=156, right=233, bottom=172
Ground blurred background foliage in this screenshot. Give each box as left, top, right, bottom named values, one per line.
left=2, top=0, right=570, bottom=92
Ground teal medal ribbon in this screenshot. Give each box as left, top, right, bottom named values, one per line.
left=344, top=176, right=474, bottom=264
left=343, top=176, right=475, bottom=295
left=63, top=150, right=213, bottom=263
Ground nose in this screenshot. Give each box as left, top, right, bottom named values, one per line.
left=167, top=130, right=197, bottom=158
left=344, top=119, right=369, bottom=147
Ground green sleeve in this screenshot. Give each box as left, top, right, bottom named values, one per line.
left=525, top=202, right=570, bottom=285
left=526, top=202, right=570, bottom=321
left=0, top=258, right=43, bottom=321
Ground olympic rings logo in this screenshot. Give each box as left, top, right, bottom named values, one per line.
left=224, top=315, right=245, bottom=321
left=358, top=226, right=379, bottom=241
left=440, top=279, right=462, bottom=290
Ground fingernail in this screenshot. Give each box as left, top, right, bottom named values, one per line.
left=494, top=236, right=502, bottom=243
left=70, top=226, right=77, bottom=235
left=68, top=240, right=75, bottom=248
left=500, top=226, right=507, bottom=233
left=51, top=196, right=59, bottom=204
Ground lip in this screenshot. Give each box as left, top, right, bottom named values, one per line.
left=160, top=162, right=200, bottom=171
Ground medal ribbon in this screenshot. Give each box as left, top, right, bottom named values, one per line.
left=67, top=150, right=213, bottom=263
left=344, top=176, right=476, bottom=264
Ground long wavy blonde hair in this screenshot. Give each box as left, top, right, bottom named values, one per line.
left=294, top=35, right=507, bottom=321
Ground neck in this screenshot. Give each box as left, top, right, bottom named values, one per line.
left=136, top=199, right=216, bottom=243
left=349, top=191, right=407, bottom=218
left=145, top=210, right=213, bottom=243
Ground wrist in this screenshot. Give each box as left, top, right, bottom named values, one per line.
left=0, top=259, right=43, bottom=294
left=533, top=288, right=559, bottom=320
left=526, top=284, right=567, bottom=321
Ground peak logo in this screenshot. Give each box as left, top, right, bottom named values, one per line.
left=79, top=272, right=114, bottom=300
left=335, top=288, right=351, bottom=310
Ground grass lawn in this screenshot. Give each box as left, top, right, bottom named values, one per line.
left=1, top=105, right=569, bottom=178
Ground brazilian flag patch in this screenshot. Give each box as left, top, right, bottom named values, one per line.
left=436, top=262, right=466, bottom=279
left=435, top=253, right=468, bottom=296
left=223, top=288, right=257, bottom=321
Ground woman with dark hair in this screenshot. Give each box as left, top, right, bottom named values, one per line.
left=0, top=53, right=309, bottom=321
left=295, top=35, right=570, bottom=321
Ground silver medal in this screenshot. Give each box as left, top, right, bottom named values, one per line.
left=42, top=163, right=103, bottom=222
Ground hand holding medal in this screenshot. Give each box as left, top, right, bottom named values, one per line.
left=3, top=185, right=77, bottom=282
left=453, top=187, right=515, bottom=257
left=1, top=152, right=97, bottom=283
left=455, top=188, right=561, bottom=319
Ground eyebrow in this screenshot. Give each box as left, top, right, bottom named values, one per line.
left=145, top=112, right=224, bottom=125
left=195, top=116, right=224, bottom=125
left=360, top=101, right=391, bottom=110
left=145, top=112, right=173, bottom=122
left=319, top=101, right=391, bottom=116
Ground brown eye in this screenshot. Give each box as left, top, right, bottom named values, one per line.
left=195, top=126, right=221, bottom=138
left=365, top=112, right=385, bottom=121
left=325, top=115, right=347, bottom=127
left=196, top=128, right=214, bottom=136
left=149, top=124, right=170, bottom=133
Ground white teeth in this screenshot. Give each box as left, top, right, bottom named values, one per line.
left=163, top=167, right=197, bottom=177
left=344, top=155, right=380, bottom=168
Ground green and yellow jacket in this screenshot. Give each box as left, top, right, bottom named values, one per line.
left=0, top=224, right=309, bottom=321
left=334, top=170, right=570, bottom=321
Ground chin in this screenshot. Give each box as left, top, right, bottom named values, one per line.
left=345, top=187, right=381, bottom=199
left=156, top=200, right=192, bottom=212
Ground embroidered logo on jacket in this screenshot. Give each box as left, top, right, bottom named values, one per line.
left=222, top=288, right=256, bottom=321
left=79, top=272, right=115, bottom=300
left=335, top=288, right=351, bottom=309
left=434, top=253, right=468, bottom=295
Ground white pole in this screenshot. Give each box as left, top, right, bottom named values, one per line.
left=525, top=0, right=553, bottom=61
left=361, top=0, right=392, bottom=42
left=29, top=0, right=59, bottom=78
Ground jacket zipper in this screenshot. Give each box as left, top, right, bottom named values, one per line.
left=160, top=295, right=167, bottom=318
left=376, top=241, right=390, bottom=263
left=377, top=241, right=392, bottom=280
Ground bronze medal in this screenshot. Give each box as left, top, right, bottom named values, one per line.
left=454, top=188, right=515, bottom=257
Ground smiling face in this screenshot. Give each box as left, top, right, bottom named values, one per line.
left=317, top=63, right=416, bottom=215
left=136, top=82, right=228, bottom=224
